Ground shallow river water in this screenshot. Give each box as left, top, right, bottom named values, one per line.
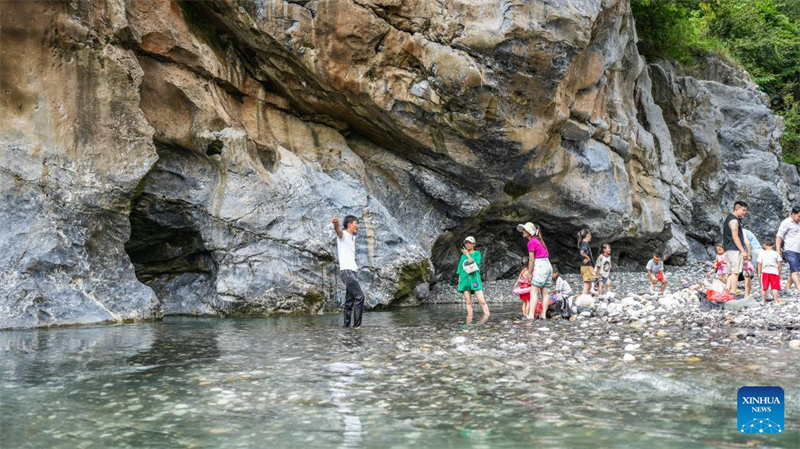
left=1, top=304, right=798, bottom=448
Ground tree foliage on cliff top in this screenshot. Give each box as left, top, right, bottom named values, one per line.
left=632, top=0, right=800, bottom=168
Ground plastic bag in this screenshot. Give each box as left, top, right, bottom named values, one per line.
left=533, top=300, right=560, bottom=318
left=706, top=289, right=734, bottom=302
left=710, top=279, right=726, bottom=293
left=698, top=291, right=724, bottom=311
left=723, top=296, right=759, bottom=310
left=743, top=259, right=756, bottom=276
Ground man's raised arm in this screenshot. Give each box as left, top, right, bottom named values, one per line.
left=332, top=217, right=343, bottom=239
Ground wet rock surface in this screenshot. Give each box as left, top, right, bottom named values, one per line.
left=2, top=0, right=799, bottom=328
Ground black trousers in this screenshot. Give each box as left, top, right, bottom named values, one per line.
left=341, top=270, right=364, bottom=327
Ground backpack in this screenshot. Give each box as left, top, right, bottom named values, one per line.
left=552, top=295, right=574, bottom=318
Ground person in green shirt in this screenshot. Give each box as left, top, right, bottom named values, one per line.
left=456, top=236, right=490, bottom=323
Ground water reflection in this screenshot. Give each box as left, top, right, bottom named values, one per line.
left=329, top=361, right=365, bottom=448
left=127, top=320, right=220, bottom=374
left=0, top=305, right=798, bottom=448
left=339, top=331, right=364, bottom=350
left=465, top=313, right=490, bottom=326
left=0, top=324, right=154, bottom=386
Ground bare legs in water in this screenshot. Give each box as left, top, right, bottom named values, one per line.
left=463, top=290, right=490, bottom=324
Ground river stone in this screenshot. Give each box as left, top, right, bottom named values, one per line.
left=630, top=320, right=646, bottom=329
left=621, top=297, right=640, bottom=308
left=575, top=294, right=596, bottom=309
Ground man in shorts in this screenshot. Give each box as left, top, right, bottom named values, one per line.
left=776, top=206, right=800, bottom=294
left=722, top=201, right=749, bottom=294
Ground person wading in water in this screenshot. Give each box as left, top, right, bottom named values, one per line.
left=332, top=216, right=365, bottom=329
left=456, top=236, right=490, bottom=324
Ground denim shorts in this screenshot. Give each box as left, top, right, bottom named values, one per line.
left=785, top=250, right=800, bottom=273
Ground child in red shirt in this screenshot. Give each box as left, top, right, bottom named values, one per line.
left=513, top=263, right=532, bottom=318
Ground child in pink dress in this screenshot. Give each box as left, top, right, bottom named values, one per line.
left=513, top=265, right=532, bottom=318
left=708, top=244, right=727, bottom=282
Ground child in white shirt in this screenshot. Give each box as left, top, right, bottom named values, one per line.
left=757, top=240, right=782, bottom=303
left=594, top=243, right=613, bottom=295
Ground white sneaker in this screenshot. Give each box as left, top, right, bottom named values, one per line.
left=649, top=286, right=656, bottom=295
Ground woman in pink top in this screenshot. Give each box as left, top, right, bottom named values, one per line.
left=516, top=222, right=553, bottom=320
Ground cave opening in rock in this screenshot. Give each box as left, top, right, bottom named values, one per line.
left=124, top=144, right=219, bottom=315
left=431, top=219, right=533, bottom=285
left=430, top=216, right=668, bottom=286
left=125, top=195, right=217, bottom=303
left=126, top=199, right=214, bottom=283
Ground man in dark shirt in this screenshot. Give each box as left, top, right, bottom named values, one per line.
left=722, top=201, right=749, bottom=293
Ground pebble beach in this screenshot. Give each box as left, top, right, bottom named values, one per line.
left=428, top=261, right=800, bottom=361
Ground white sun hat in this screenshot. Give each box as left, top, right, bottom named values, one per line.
left=516, top=222, right=539, bottom=236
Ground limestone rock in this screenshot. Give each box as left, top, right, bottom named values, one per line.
left=562, top=119, right=594, bottom=141
left=1, top=0, right=797, bottom=328
left=649, top=60, right=800, bottom=260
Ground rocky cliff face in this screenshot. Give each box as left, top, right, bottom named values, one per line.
left=1, top=0, right=797, bottom=329
left=649, top=58, right=799, bottom=258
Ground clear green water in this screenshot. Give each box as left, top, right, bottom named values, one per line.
left=1, top=304, right=798, bottom=448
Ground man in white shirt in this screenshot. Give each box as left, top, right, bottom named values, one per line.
left=776, top=206, right=800, bottom=293
left=333, top=215, right=365, bottom=328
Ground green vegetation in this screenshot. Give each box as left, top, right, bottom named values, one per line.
left=206, top=139, right=224, bottom=156
left=393, top=260, right=431, bottom=304
left=632, top=0, right=800, bottom=168
left=302, top=290, right=324, bottom=309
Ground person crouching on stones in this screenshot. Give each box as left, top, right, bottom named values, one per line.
left=456, top=236, right=489, bottom=324
left=550, top=265, right=574, bottom=307
left=518, top=222, right=553, bottom=320
left=646, top=251, right=667, bottom=295
left=577, top=228, right=596, bottom=295
left=512, top=260, right=532, bottom=319
left=333, top=215, right=365, bottom=329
